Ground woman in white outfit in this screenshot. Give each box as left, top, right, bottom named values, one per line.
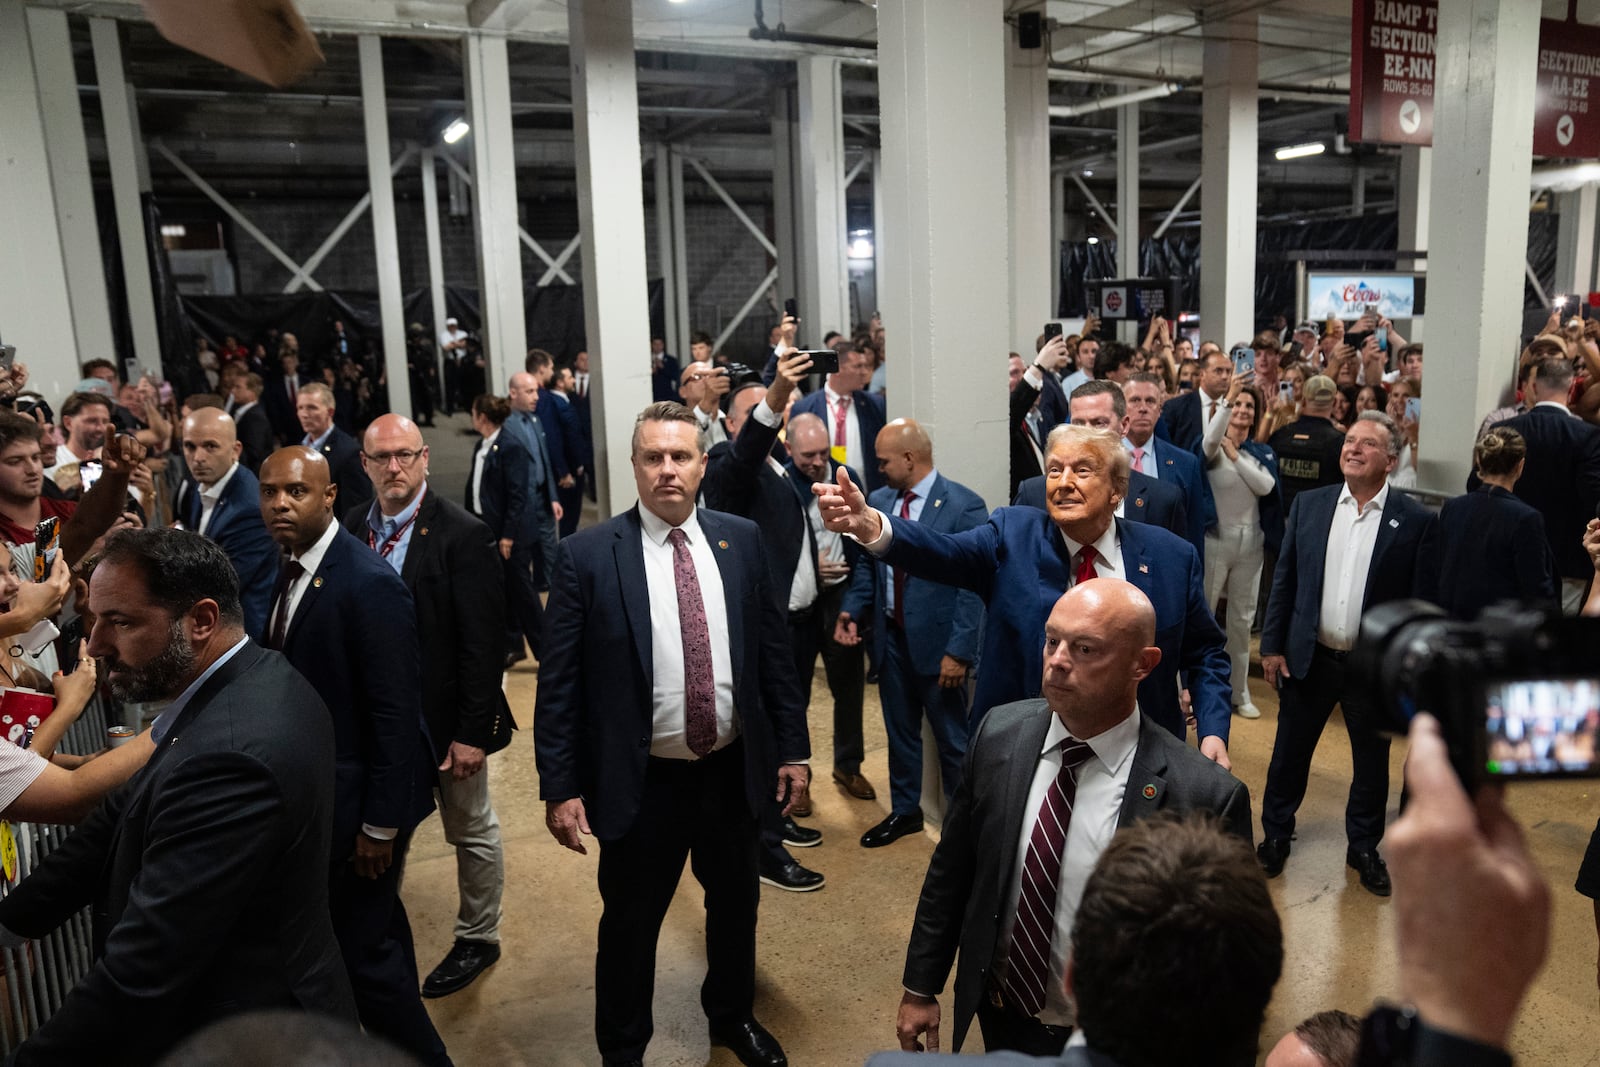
left=1201, top=375, right=1283, bottom=720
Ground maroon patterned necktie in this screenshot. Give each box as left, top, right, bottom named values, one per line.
left=667, top=528, right=717, bottom=757
left=1001, top=737, right=1096, bottom=1018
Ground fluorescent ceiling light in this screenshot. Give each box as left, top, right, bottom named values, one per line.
left=848, top=237, right=874, bottom=259
left=1274, top=142, right=1326, bottom=161
left=160, top=224, right=186, bottom=238
left=442, top=118, right=470, bottom=145
left=1087, top=236, right=1100, bottom=245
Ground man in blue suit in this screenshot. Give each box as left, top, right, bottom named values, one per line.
left=505, top=373, right=564, bottom=587
left=525, top=351, right=589, bottom=537
left=258, top=446, right=447, bottom=1066
left=1160, top=347, right=1233, bottom=452
left=536, top=401, right=809, bottom=1067
left=1257, top=410, right=1437, bottom=896
left=1013, top=468, right=1186, bottom=539
left=1123, top=373, right=1211, bottom=560
left=179, top=407, right=277, bottom=642
left=790, top=341, right=888, bottom=492
left=838, top=419, right=987, bottom=849
left=468, top=396, right=546, bottom=668
left=549, top=364, right=591, bottom=537
left=815, top=423, right=1234, bottom=769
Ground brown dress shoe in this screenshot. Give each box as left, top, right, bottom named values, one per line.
left=832, top=769, right=877, bottom=800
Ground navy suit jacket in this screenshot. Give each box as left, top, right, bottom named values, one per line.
left=879, top=506, right=1231, bottom=743
left=790, top=387, right=889, bottom=492
left=1138, top=435, right=1212, bottom=559
left=264, top=372, right=308, bottom=443
left=502, top=409, right=560, bottom=508
left=1012, top=469, right=1188, bottom=541
left=702, top=410, right=813, bottom=611
left=1473, top=403, right=1600, bottom=580
left=841, top=476, right=989, bottom=676
left=469, top=430, right=536, bottom=546
left=1035, top=370, right=1071, bottom=440
left=1159, top=388, right=1208, bottom=453
left=234, top=403, right=275, bottom=474
left=311, top=425, right=372, bottom=522
left=533, top=506, right=811, bottom=841
left=278, top=527, right=433, bottom=849
left=183, top=465, right=277, bottom=642
left=1434, top=484, right=1559, bottom=619
left=1261, top=484, right=1439, bottom=679
left=545, top=389, right=589, bottom=471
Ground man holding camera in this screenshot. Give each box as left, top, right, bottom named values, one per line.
left=680, top=360, right=731, bottom=452
left=791, top=340, right=886, bottom=492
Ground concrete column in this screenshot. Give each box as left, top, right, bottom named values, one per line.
left=1555, top=187, right=1597, bottom=299
left=0, top=0, right=80, bottom=396
left=1397, top=145, right=1431, bottom=272
left=653, top=145, right=680, bottom=354
left=419, top=149, right=450, bottom=388
left=569, top=0, right=654, bottom=518
left=90, top=17, right=162, bottom=374
left=1420, top=0, right=1540, bottom=492
left=796, top=56, right=849, bottom=339
left=1051, top=169, right=1066, bottom=318
left=770, top=87, right=801, bottom=322
left=871, top=147, right=885, bottom=319
left=358, top=36, right=411, bottom=419
left=1116, top=100, right=1140, bottom=343
left=464, top=34, right=526, bottom=394
left=668, top=150, right=690, bottom=351
left=30, top=8, right=115, bottom=369
left=1199, top=15, right=1258, bottom=347
left=1005, top=21, right=1052, bottom=354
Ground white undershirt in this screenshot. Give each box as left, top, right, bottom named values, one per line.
left=197, top=461, right=240, bottom=536
left=470, top=428, right=500, bottom=516
left=1318, top=482, right=1388, bottom=650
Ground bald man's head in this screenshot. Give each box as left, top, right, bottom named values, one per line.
left=787, top=412, right=831, bottom=483
left=1040, top=579, right=1161, bottom=732
left=181, top=408, right=241, bottom=486
left=361, top=415, right=429, bottom=515
left=508, top=372, right=539, bottom=412
left=258, top=446, right=336, bottom=552
left=875, top=418, right=934, bottom=492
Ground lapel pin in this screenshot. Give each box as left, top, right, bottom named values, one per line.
left=1134, top=497, right=1145, bottom=508
left=934, top=499, right=943, bottom=508
left=1142, top=784, right=1157, bottom=800
left=718, top=539, right=729, bottom=549
left=1388, top=518, right=1400, bottom=528
left=419, top=527, right=429, bottom=536
left=1138, top=563, right=1149, bottom=574
left=312, top=577, right=324, bottom=588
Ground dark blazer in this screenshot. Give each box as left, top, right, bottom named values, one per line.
left=879, top=506, right=1232, bottom=744
left=1159, top=388, right=1208, bottom=453
left=651, top=353, right=681, bottom=402
left=311, top=425, right=372, bottom=522
left=264, top=371, right=309, bottom=443
left=1035, top=370, right=1071, bottom=440
left=233, top=402, right=275, bottom=474
left=842, top=476, right=989, bottom=675
left=1475, top=403, right=1600, bottom=580
left=534, top=506, right=811, bottom=841
left=0, top=643, right=357, bottom=1065
left=900, top=700, right=1252, bottom=1052
left=343, top=489, right=515, bottom=760
left=790, top=387, right=889, bottom=491
left=501, top=409, right=561, bottom=509
left=1009, top=376, right=1045, bottom=501
left=1433, top=484, right=1558, bottom=619
left=278, top=527, right=434, bottom=847
left=1261, top=484, right=1439, bottom=680
left=1013, top=469, right=1188, bottom=542
left=469, top=429, right=536, bottom=546
left=702, top=410, right=814, bottom=610
left=541, top=389, right=589, bottom=476
left=183, top=464, right=278, bottom=642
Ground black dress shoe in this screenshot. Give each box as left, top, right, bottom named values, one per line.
left=422, top=938, right=501, bottom=998
left=780, top=816, right=821, bottom=848
left=1257, top=837, right=1291, bottom=878
left=759, top=859, right=825, bottom=892
left=710, top=1017, right=787, bottom=1067
left=860, top=811, right=924, bottom=849
left=1347, top=848, right=1392, bottom=897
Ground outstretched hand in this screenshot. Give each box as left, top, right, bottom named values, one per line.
left=812, top=467, right=882, bottom=543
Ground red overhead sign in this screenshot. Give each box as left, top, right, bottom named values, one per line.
left=1534, top=22, right=1600, bottom=158
left=1350, top=0, right=1438, bottom=146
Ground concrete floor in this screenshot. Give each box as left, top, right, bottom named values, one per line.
left=405, top=415, right=1600, bottom=1065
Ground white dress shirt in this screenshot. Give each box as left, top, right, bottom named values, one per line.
left=638, top=504, right=738, bottom=759
left=197, top=461, right=240, bottom=536
left=1059, top=521, right=1124, bottom=584
left=1318, top=482, right=1388, bottom=650
left=882, top=468, right=939, bottom=615
left=1003, top=707, right=1142, bottom=1025
left=747, top=402, right=819, bottom=612
left=694, top=404, right=729, bottom=451
left=823, top=384, right=864, bottom=473
left=470, top=428, right=500, bottom=516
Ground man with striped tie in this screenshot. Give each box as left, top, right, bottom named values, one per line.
left=893, top=579, right=1252, bottom=1056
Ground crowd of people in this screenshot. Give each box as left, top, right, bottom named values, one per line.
left=0, top=294, right=1588, bottom=1067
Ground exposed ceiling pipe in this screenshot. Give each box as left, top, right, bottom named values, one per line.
left=749, top=0, right=876, bottom=51
left=1050, top=82, right=1186, bottom=119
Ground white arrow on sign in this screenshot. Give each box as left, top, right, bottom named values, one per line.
left=1558, top=113, right=1576, bottom=146
left=1398, top=99, right=1422, bottom=136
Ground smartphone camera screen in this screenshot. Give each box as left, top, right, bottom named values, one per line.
left=1484, top=678, right=1600, bottom=779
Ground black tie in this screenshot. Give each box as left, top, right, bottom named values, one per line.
left=267, top=559, right=305, bottom=650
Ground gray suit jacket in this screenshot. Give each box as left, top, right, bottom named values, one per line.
left=901, top=700, right=1253, bottom=1052
left=867, top=1047, right=1119, bottom=1067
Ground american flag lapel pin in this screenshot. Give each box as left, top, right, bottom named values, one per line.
left=1389, top=518, right=1400, bottom=528
left=1138, top=563, right=1149, bottom=574
left=313, top=576, right=324, bottom=588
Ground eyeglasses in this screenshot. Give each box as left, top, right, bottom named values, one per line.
left=362, top=449, right=425, bottom=467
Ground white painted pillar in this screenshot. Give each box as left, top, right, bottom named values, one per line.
left=871, top=147, right=885, bottom=320
left=419, top=149, right=450, bottom=389
left=1116, top=100, right=1140, bottom=343
left=569, top=0, right=654, bottom=518
left=1199, top=15, right=1258, bottom=347
left=1397, top=145, right=1431, bottom=272
left=464, top=34, right=526, bottom=394
left=1555, top=187, right=1597, bottom=299
left=358, top=36, right=411, bottom=419
left=1005, top=22, right=1052, bottom=354
left=796, top=55, right=849, bottom=339
left=0, top=0, right=80, bottom=397
left=653, top=145, right=680, bottom=354
left=770, top=88, right=801, bottom=325
left=1051, top=169, right=1066, bottom=320
left=90, top=17, right=162, bottom=375
left=668, top=150, right=690, bottom=352
left=1420, top=0, right=1540, bottom=492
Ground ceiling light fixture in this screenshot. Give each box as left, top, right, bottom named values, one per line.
left=1274, top=141, right=1326, bottom=161
left=442, top=118, right=470, bottom=145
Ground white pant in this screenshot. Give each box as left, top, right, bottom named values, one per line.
left=437, top=762, right=504, bottom=943
left=1204, top=524, right=1264, bottom=707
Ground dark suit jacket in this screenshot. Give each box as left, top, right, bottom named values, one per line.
left=278, top=527, right=434, bottom=849
left=900, top=701, right=1252, bottom=1052
left=790, top=387, right=889, bottom=491
left=1035, top=369, right=1071, bottom=440
left=0, top=643, right=356, bottom=1065
left=1261, top=484, right=1438, bottom=680
left=1009, top=376, right=1045, bottom=501
left=1435, top=484, right=1559, bottom=619
left=1013, top=469, right=1188, bottom=542
left=540, top=389, right=589, bottom=475
left=1158, top=388, right=1209, bottom=453
left=842, top=477, right=989, bottom=676
left=1141, top=435, right=1212, bottom=559
left=311, top=425, right=372, bottom=522
left=343, top=490, right=515, bottom=760
left=502, top=409, right=561, bottom=509
left=880, top=506, right=1232, bottom=744
left=183, top=464, right=278, bottom=642
left=264, top=372, right=308, bottom=443
left=1474, top=403, right=1600, bottom=580
left=469, top=430, right=536, bottom=546
left=233, top=403, right=275, bottom=474
left=702, top=411, right=814, bottom=612
left=534, top=506, right=810, bottom=841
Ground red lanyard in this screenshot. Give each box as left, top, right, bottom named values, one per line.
left=368, top=489, right=424, bottom=558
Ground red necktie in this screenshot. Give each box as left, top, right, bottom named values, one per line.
left=1002, top=737, right=1096, bottom=1017
left=833, top=394, right=851, bottom=447
left=1074, top=545, right=1098, bottom=586
left=667, top=528, right=717, bottom=757
left=1130, top=447, right=1145, bottom=475
left=892, top=490, right=914, bottom=628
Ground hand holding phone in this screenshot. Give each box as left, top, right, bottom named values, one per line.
left=1230, top=344, right=1256, bottom=377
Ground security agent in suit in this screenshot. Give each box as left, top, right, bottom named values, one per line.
left=1257, top=411, right=1438, bottom=897
left=1123, top=372, right=1212, bottom=561
left=789, top=340, right=889, bottom=492
left=180, top=407, right=278, bottom=642
left=504, top=373, right=565, bottom=590
left=536, top=402, right=811, bottom=1067
left=0, top=529, right=358, bottom=1066
left=1437, top=427, right=1558, bottom=619
left=225, top=372, right=275, bottom=473
left=550, top=365, right=591, bottom=536
left=469, top=394, right=546, bottom=667
left=838, top=419, right=988, bottom=849
left=258, top=447, right=449, bottom=1067
left=344, top=415, right=515, bottom=999
left=1011, top=335, right=1074, bottom=500
left=1013, top=469, right=1187, bottom=540
left=1158, top=347, right=1234, bottom=453
left=265, top=351, right=309, bottom=443
left=524, top=351, right=588, bottom=540
left=297, top=382, right=373, bottom=521
left=891, top=581, right=1252, bottom=1057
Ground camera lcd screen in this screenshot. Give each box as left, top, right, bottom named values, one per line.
left=1484, top=678, right=1600, bottom=778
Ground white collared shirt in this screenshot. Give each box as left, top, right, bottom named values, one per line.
left=1059, top=521, right=1125, bottom=584
left=883, top=467, right=940, bottom=614
left=638, top=504, right=738, bottom=758
left=471, top=428, right=500, bottom=516
left=197, top=461, right=240, bottom=537
left=1318, top=482, right=1389, bottom=649
left=749, top=402, right=819, bottom=612
left=304, top=425, right=334, bottom=452
left=276, top=520, right=340, bottom=638
left=1003, top=707, right=1142, bottom=1025
left=823, top=383, right=864, bottom=473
